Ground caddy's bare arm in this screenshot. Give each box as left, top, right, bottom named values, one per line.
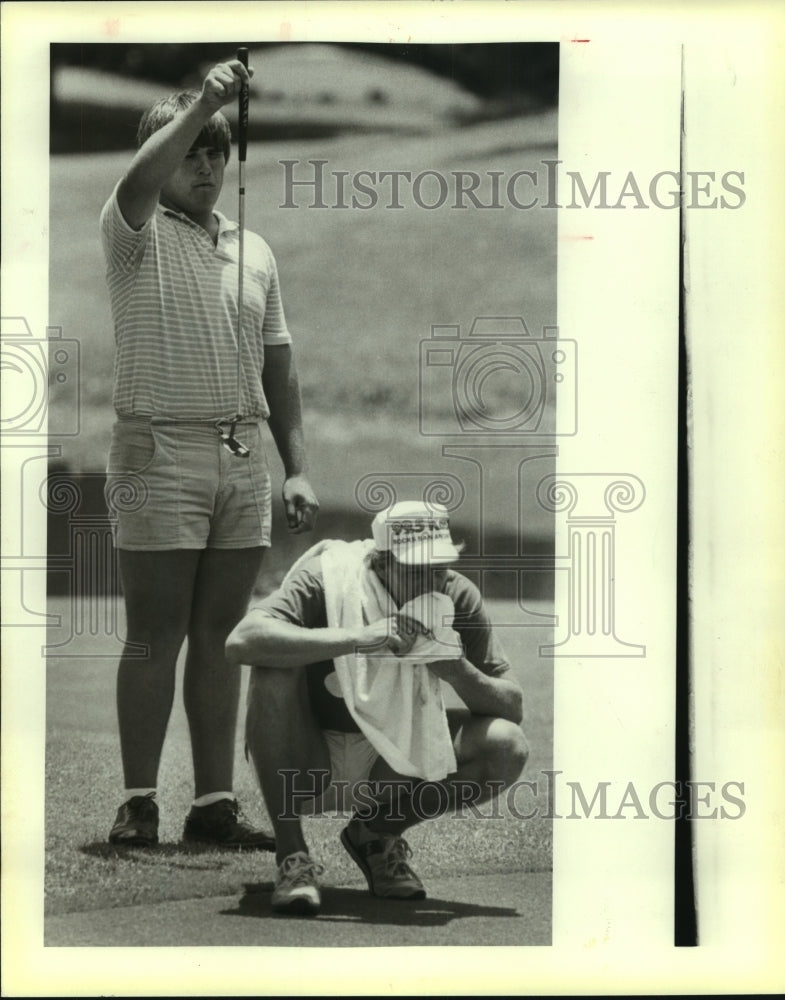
left=426, top=658, right=523, bottom=725
left=226, top=609, right=414, bottom=668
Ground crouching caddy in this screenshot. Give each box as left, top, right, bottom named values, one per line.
left=227, top=500, right=529, bottom=915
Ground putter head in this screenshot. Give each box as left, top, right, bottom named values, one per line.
left=220, top=433, right=250, bottom=458
left=218, top=421, right=250, bottom=457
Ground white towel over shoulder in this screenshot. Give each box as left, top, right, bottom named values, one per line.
left=289, top=538, right=459, bottom=780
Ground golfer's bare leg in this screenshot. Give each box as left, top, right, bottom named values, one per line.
left=366, top=709, right=529, bottom=834
left=245, top=665, right=331, bottom=863
left=117, top=549, right=200, bottom=789
left=184, top=546, right=266, bottom=797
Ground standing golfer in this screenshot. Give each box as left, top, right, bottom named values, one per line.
left=100, top=56, right=318, bottom=848
left=227, top=501, right=528, bottom=914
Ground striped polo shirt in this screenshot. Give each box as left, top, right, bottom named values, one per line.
left=99, top=185, right=292, bottom=421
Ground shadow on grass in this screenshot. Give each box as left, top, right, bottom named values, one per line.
left=79, top=841, right=271, bottom=870
left=221, top=882, right=519, bottom=927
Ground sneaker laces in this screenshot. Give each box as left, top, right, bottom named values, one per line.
left=205, top=797, right=258, bottom=837
left=125, top=795, right=157, bottom=820
left=382, top=836, right=416, bottom=879
left=137, top=798, right=157, bottom=819
left=279, top=853, right=325, bottom=887
left=229, top=799, right=255, bottom=829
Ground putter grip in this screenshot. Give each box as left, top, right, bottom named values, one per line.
left=237, top=46, right=249, bottom=162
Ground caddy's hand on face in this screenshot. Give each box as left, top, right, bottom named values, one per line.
left=395, top=612, right=429, bottom=643
left=282, top=474, right=319, bottom=534
left=389, top=616, right=420, bottom=656
left=200, top=60, right=254, bottom=113
left=355, top=617, right=417, bottom=657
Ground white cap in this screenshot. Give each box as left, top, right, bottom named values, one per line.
left=371, top=500, right=461, bottom=565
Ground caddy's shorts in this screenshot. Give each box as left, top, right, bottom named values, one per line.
left=104, top=415, right=272, bottom=550
left=301, top=731, right=381, bottom=815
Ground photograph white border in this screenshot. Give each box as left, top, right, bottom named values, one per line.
left=2, top=1, right=784, bottom=995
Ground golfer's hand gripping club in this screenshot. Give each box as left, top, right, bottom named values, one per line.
left=200, top=57, right=253, bottom=114
left=237, top=47, right=249, bottom=162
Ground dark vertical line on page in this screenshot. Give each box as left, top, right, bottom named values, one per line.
left=675, top=43, right=698, bottom=947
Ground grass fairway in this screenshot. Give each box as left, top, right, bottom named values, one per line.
left=49, top=111, right=557, bottom=515
left=45, top=597, right=552, bottom=924
left=44, top=110, right=556, bottom=938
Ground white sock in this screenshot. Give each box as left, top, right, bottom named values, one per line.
left=124, top=788, right=156, bottom=801
left=192, top=791, right=234, bottom=808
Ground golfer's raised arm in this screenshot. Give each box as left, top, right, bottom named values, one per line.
left=226, top=610, right=402, bottom=668
left=118, top=60, right=251, bottom=229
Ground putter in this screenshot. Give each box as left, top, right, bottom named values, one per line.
left=220, top=45, right=251, bottom=458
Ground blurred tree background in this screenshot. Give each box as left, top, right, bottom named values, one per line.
left=48, top=39, right=559, bottom=582
left=359, top=42, right=558, bottom=103
left=50, top=42, right=558, bottom=153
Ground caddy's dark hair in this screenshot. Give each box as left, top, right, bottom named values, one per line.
left=137, top=90, right=232, bottom=162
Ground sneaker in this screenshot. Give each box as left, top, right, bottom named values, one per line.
left=272, top=852, right=325, bottom=916
left=109, top=794, right=159, bottom=847
left=182, top=798, right=275, bottom=851
left=340, top=817, right=426, bottom=899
